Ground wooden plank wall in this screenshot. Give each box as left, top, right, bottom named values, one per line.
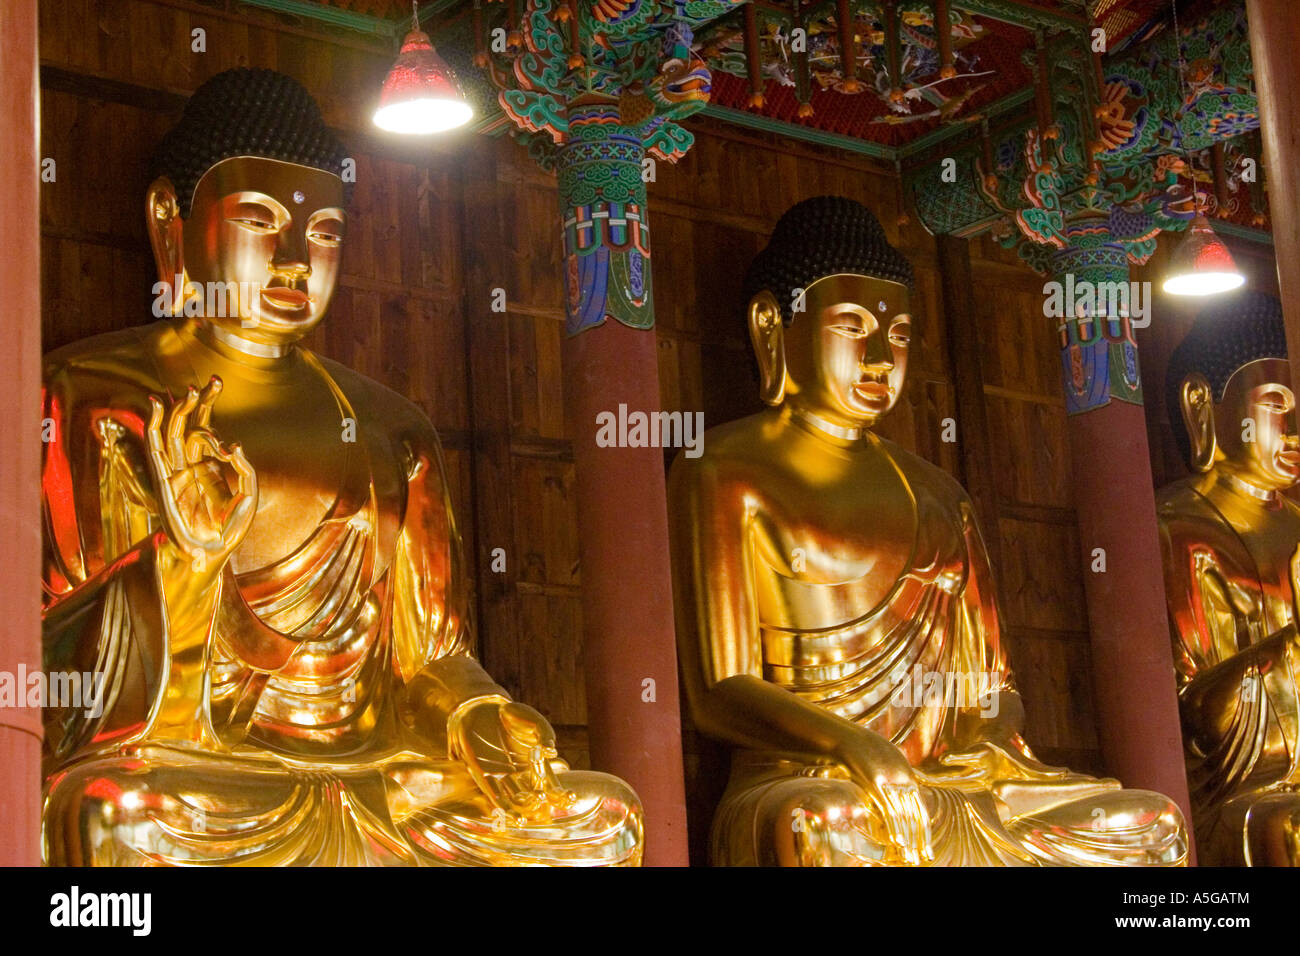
left=38, top=0, right=1117, bottom=845
left=960, top=233, right=1102, bottom=772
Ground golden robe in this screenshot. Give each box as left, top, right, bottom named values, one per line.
left=1157, top=480, right=1300, bottom=865
left=674, top=420, right=1187, bottom=867
left=40, top=318, right=641, bottom=866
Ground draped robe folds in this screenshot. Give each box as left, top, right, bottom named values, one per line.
left=39, top=320, right=641, bottom=867
left=1157, top=481, right=1300, bottom=865
left=705, top=442, right=1188, bottom=867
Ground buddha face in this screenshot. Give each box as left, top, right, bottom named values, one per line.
left=1214, top=358, right=1300, bottom=490
left=148, top=156, right=345, bottom=346
left=749, top=274, right=912, bottom=429
left=1184, top=357, right=1300, bottom=490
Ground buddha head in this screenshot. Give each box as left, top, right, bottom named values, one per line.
left=742, top=196, right=914, bottom=430
left=1167, top=291, right=1300, bottom=492
left=146, top=68, right=352, bottom=349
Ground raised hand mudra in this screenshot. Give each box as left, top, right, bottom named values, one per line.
left=146, top=375, right=257, bottom=576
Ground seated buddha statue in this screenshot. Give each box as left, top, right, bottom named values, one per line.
left=1156, top=291, right=1300, bottom=866
left=667, top=196, right=1188, bottom=866
left=40, top=68, right=642, bottom=866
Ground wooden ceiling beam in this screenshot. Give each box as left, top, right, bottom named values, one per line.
left=952, top=0, right=1087, bottom=31
left=739, top=0, right=1087, bottom=30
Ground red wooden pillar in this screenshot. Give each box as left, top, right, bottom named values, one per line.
left=564, top=322, right=689, bottom=866
left=558, top=101, right=689, bottom=866
left=1053, top=224, right=1195, bottom=854
left=1247, top=1, right=1300, bottom=389
left=1066, top=402, right=1194, bottom=832
left=0, top=0, right=43, bottom=867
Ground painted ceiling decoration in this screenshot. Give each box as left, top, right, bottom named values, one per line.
left=237, top=0, right=1270, bottom=247
left=697, top=2, right=1041, bottom=149
left=700, top=4, right=993, bottom=112
left=905, top=0, right=1264, bottom=268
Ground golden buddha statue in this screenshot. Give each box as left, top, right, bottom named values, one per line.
left=1156, top=291, right=1300, bottom=866
left=39, top=68, right=642, bottom=866
left=668, top=196, right=1188, bottom=867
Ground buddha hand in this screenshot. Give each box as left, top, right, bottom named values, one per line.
left=146, top=376, right=258, bottom=581
left=833, top=725, right=933, bottom=864
left=448, top=697, right=577, bottom=825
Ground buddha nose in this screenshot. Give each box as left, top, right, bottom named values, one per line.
left=270, top=228, right=311, bottom=282
left=862, top=326, right=893, bottom=372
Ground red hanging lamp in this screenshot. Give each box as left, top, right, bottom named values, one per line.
left=1163, top=211, right=1245, bottom=296
left=1160, top=0, right=1244, bottom=297
left=373, top=2, right=473, bottom=135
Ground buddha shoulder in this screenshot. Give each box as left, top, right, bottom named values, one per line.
left=1153, top=476, right=1300, bottom=529
left=311, top=353, right=448, bottom=474
left=1155, top=478, right=1207, bottom=518
left=669, top=412, right=974, bottom=524
left=43, top=325, right=169, bottom=396
left=1154, top=477, right=1300, bottom=585
left=878, top=437, right=972, bottom=509
left=667, top=412, right=790, bottom=499
left=871, top=437, right=983, bottom=556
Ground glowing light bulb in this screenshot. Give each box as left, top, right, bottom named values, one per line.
left=1163, top=214, right=1246, bottom=297
left=373, top=25, right=472, bottom=135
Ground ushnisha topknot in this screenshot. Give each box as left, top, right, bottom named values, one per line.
left=1166, top=289, right=1288, bottom=465
left=150, top=68, right=352, bottom=218
left=743, top=196, right=914, bottom=324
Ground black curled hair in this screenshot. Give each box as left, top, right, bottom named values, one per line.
left=742, top=196, right=914, bottom=324
left=1166, top=290, right=1287, bottom=465
left=150, top=68, right=352, bottom=218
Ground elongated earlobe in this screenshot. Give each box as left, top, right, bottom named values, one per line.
left=145, top=177, right=187, bottom=316
left=1181, top=374, right=1217, bottom=473
left=748, top=291, right=786, bottom=406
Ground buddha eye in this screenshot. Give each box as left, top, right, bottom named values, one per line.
left=830, top=324, right=867, bottom=338
left=308, top=225, right=343, bottom=245
left=227, top=215, right=276, bottom=232
left=1258, top=392, right=1291, bottom=412
left=888, top=322, right=912, bottom=347
left=308, top=213, right=345, bottom=246
left=226, top=193, right=284, bottom=232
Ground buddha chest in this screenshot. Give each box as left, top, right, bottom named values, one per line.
left=212, top=399, right=363, bottom=574
left=155, top=331, right=408, bottom=579
left=750, top=441, right=922, bottom=630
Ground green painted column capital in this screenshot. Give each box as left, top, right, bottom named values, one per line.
left=1051, top=216, right=1144, bottom=414
left=557, top=100, right=653, bottom=334
left=479, top=0, right=742, bottom=335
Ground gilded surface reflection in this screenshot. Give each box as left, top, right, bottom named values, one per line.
left=39, top=69, right=642, bottom=866
left=1157, top=292, right=1300, bottom=866
left=669, top=196, right=1188, bottom=866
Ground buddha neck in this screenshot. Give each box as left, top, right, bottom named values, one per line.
left=785, top=405, right=871, bottom=446
left=178, top=318, right=304, bottom=375
left=1207, top=467, right=1282, bottom=507
left=209, top=322, right=292, bottom=359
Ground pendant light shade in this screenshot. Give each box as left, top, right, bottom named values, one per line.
left=373, top=24, right=472, bottom=135
left=1159, top=0, right=1245, bottom=298
left=1162, top=213, right=1246, bottom=296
